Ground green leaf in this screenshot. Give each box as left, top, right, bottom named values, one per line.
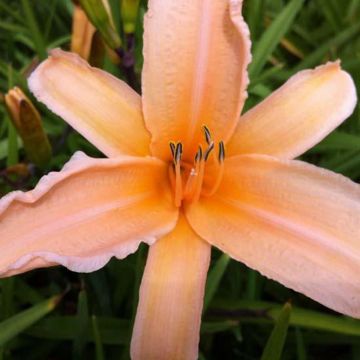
left=73, top=290, right=89, bottom=359
left=294, top=21, right=360, bottom=71
left=316, top=0, right=343, bottom=32
left=21, top=0, right=47, bottom=60
left=295, top=327, right=307, bottom=360
left=245, top=270, right=260, bottom=301
left=310, top=131, right=360, bottom=153
left=121, top=0, right=140, bottom=34
left=249, top=0, right=304, bottom=78
left=0, top=278, right=15, bottom=320
left=0, top=295, right=60, bottom=346
left=92, top=315, right=105, bottom=360
left=261, top=302, right=292, bottom=360
left=79, top=0, right=121, bottom=50
left=246, top=0, right=266, bottom=40
left=201, top=320, right=239, bottom=334
left=26, top=316, right=129, bottom=345
left=211, top=299, right=360, bottom=336
left=203, top=254, right=230, bottom=311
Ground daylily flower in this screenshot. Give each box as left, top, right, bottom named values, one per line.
left=0, top=0, right=359, bottom=359
left=71, top=3, right=96, bottom=60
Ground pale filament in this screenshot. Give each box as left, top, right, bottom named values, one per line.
left=202, top=160, right=224, bottom=197
left=202, top=141, right=225, bottom=197
left=174, top=160, right=183, bottom=207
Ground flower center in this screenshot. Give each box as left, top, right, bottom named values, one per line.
left=168, top=126, right=225, bottom=207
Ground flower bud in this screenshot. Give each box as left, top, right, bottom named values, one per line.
left=121, top=0, right=140, bottom=34
left=79, top=0, right=121, bottom=51
left=4, top=87, right=51, bottom=167
left=71, top=4, right=96, bottom=60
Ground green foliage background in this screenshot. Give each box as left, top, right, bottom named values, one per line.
left=0, top=0, right=360, bottom=359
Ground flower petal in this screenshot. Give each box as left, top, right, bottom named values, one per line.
left=0, top=152, right=178, bottom=277
left=28, top=49, right=151, bottom=157
left=186, top=155, right=360, bottom=317
left=227, top=62, right=357, bottom=159
left=131, top=215, right=211, bottom=360
left=142, top=0, right=251, bottom=161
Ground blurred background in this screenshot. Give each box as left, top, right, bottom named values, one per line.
left=0, top=0, right=360, bottom=359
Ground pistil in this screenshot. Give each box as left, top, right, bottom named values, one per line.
left=184, top=147, right=202, bottom=201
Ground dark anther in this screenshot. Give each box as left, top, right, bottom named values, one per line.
left=218, top=141, right=225, bottom=162
left=175, top=143, right=183, bottom=163
left=204, top=142, right=215, bottom=161
left=203, top=125, right=212, bottom=145
left=195, top=146, right=203, bottom=163
left=169, top=142, right=176, bottom=158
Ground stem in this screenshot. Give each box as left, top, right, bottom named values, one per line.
left=116, top=34, right=140, bottom=91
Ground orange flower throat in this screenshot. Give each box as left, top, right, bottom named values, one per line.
left=168, top=126, right=225, bottom=207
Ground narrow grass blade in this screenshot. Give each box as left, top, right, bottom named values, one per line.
left=26, top=316, right=129, bottom=345
left=0, top=295, right=60, bottom=346
left=73, top=290, right=89, bottom=359
left=245, top=0, right=265, bottom=40
left=295, top=327, right=307, bottom=360
left=204, top=254, right=230, bottom=311
left=249, top=0, right=304, bottom=78
left=316, top=0, right=343, bottom=32
left=294, top=22, right=360, bottom=71
left=347, top=0, right=360, bottom=20
left=21, top=0, right=47, bottom=60
left=92, top=315, right=105, bottom=360
left=211, top=299, right=360, bottom=336
left=0, top=2, right=24, bottom=23
left=0, top=278, right=15, bottom=320
left=261, top=302, right=292, bottom=360
left=201, top=320, right=239, bottom=334
left=310, top=131, right=360, bottom=153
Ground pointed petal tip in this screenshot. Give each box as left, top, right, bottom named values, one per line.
left=48, top=47, right=91, bottom=66
left=320, top=59, right=358, bottom=111
left=28, top=48, right=150, bottom=158
left=28, top=48, right=88, bottom=92
left=228, top=59, right=357, bottom=159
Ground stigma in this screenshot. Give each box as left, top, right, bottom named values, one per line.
left=168, top=126, right=225, bottom=207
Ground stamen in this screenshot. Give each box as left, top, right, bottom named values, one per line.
left=174, top=143, right=183, bottom=164
left=203, top=125, right=212, bottom=145
left=204, top=141, right=214, bottom=161
left=169, top=142, right=176, bottom=159
left=194, top=146, right=203, bottom=163
left=203, top=141, right=226, bottom=197
left=218, top=140, right=225, bottom=162
left=168, top=132, right=225, bottom=206
left=174, top=143, right=183, bottom=207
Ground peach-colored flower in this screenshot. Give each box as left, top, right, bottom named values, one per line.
left=0, top=1, right=359, bottom=359
left=71, top=4, right=96, bottom=60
